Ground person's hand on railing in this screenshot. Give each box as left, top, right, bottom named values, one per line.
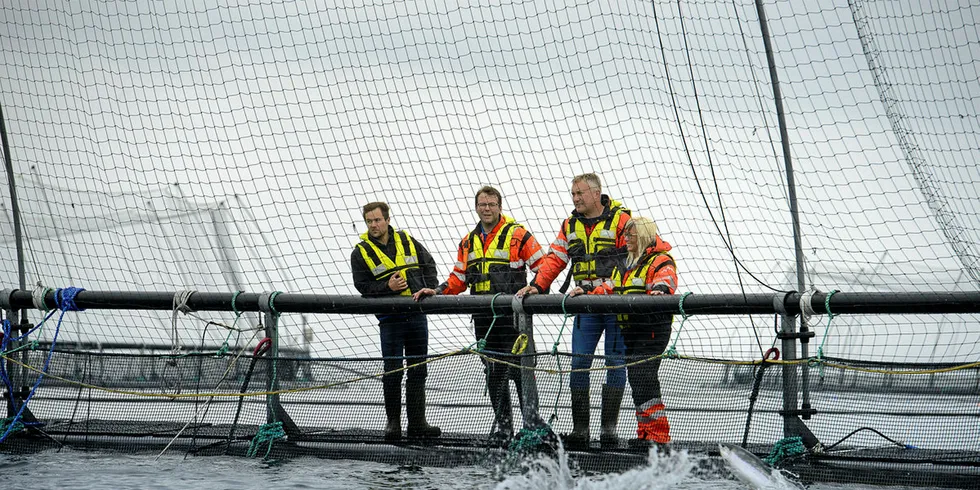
left=412, top=288, right=436, bottom=301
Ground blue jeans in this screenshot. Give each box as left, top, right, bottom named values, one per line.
left=378, top=314, right=429, bottom=390
left=569, top=313, right=627, bottom=389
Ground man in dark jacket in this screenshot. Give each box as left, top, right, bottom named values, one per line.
left=351, top=201, right=441, bottom=441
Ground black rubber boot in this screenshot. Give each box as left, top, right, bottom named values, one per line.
left=382, top=381, right=402, bottom=441
left=486, top=369, right=514, bottom=447
left=405, top=382, right=441, bottom=441
left=600, top=384, right=624, bottom=449
left=562, top=388, right=590, bottom=450
left=628, top=438, right=671, bottom=455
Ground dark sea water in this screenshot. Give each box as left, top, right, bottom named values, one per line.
left=0, top=446, right=914, bottom=490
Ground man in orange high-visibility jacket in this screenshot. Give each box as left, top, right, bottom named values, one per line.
left=516, top=173, right=632, bottom=449
left=352, top=201, right=441, bottom=442
left=414, top=186, right=546, bottom=446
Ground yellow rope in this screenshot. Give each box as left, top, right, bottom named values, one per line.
left=511, top=333, right=528, bottom=355
left=1, top=349, right=465, bottom=399
left=5, top=350, right=976, bottom=399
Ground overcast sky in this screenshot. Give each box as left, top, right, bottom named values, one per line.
left=1, top=0, right=978, bottom=362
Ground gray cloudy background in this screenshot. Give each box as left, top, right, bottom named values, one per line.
left=1, top=0, right=978, bottom=361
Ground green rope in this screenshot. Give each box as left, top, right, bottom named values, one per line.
left=764, top=436, right=806, bottom=466
left=463, top=293, right=505, bottom=419
left=246, top=421, right=286, bottom=459
left=1, top=340, right=39, bottom=356
left=815, top=289, right=840, bottom=361
left=267, top=291, right=282, bottom=318
left=507, top=426, right=553, bottom=453
left=216, top=293, right=244, bottom=358
left=1, top=416, right=26, bottom=435
left=37, top=287, right=55, bottom=312
left=550, top=294, right=573, bottom=357
left=470, top=293, right=504, bottom=352
left=231, top=290, right=243, bottom=318
left=664, top=292, right=692, bottom=357
left=546, top=294, right=575, bottom=424
left=215, top=330, right=234, bottom=357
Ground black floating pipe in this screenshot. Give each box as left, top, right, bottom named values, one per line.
left=2, top=289, right=979, bottom=316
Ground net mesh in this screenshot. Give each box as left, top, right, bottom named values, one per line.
left=2, top=0, right=980, bottom=486
left=3, top=346, right=978, bottom=487
left=2, top=0, right=979, bottom=361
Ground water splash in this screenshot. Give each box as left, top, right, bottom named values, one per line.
left=494, top=446, right=697, bottom=490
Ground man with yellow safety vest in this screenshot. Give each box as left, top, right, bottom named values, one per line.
left=351, top=201, right=441, bottom=442
left=413, top=186, right=547, bottom=446
left=570, top=216, right=677, bottom=447
left=516, top=173, right=631, bottom=449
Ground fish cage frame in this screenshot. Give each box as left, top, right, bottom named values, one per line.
left=2, top=288, right=980, bottom=488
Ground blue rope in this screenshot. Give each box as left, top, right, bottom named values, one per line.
left=0, top=287, right=84, bottom=443
left=1, top=310, right=57, bottom=345
left=56, top=287, right=86, bottom=312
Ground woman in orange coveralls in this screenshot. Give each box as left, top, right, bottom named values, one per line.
left=570, top=216, right=677, bottom=447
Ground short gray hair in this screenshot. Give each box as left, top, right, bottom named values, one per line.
left=572, top=173, right=601, bottom=192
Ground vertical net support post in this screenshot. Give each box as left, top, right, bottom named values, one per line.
left=1, top=289, right=15, bottom=417
left=774, top=292, right=799, bottom=436
left=798, top=290, right=822, bottom=420
left=0, top=288, right=31, bottom=419
left=257, top=291, right=298, bottom=435
left=773, top=292, right=820, bottom=450
left=511, top=295, right=543, bottom=429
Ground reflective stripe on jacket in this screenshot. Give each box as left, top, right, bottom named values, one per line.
left=441, top=215, right=545, bottom=295
left=356, top=230, right=420, bottom=296
left=590, top=235, right=677, bottom=327
left=531, top=195, right=631, bottom=291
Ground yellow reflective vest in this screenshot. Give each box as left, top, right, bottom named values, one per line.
left=565, top=200, right=629, bottom=282
left=356, top=230, right=420, bottom=296
left=463, top=217, right=527, bottom=294
left=611, top=250, right=675, bottom=326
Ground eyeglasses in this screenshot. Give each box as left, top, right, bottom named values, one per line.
left=477, top=202, right=500, bottom=209
left=625, top=232, right=639, bottom=239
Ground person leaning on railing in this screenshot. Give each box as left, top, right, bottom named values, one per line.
left=569, top=216, right=677, bottom=448
left=413, top=185, right=547, bottom=447
left=351, top=201, right=441, bottom=442
left=516, top=172, right=632, bottom=449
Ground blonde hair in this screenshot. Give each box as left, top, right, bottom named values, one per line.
left=626, top=216, right=659, bottom=265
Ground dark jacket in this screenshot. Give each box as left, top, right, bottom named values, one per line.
left=350, top=226, right=438, bottom=297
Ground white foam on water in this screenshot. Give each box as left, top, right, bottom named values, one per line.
left=494, top=446, right=699, bottom=490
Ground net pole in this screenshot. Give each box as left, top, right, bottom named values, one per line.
left=513, top=297, right=542, bottom=429
left=778, top=312, right=800, bottom=436
left=0, top=104, right=27, bottom=307
left=1, top=304, right=31, bottom=421
left=754, top=0, right=814, bottom=423
left=259, top=292, right=281, bottom=425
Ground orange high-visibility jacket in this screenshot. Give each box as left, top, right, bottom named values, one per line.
left=530, top=195, right=631, bottom=292
left=590, top=235, right=677, bottom=299
left=439, top=215, right=546, bottom=295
